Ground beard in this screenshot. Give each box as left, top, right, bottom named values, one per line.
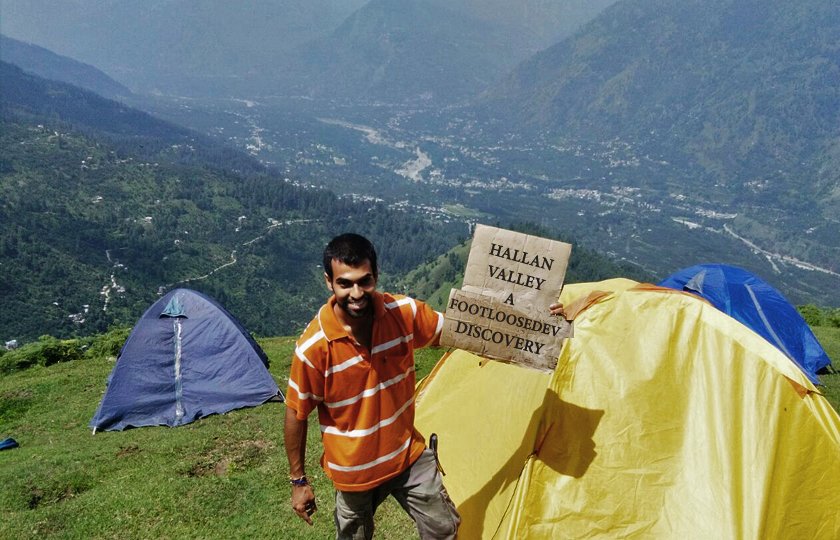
left=338, top=293, right=373, bottom=319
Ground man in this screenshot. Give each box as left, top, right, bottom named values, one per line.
left=284, top=233, right=460, bottom=539
left=285, top=233, right=565, bottom=539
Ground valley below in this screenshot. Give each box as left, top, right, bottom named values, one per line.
left=139, top=95, right=840, bottom=306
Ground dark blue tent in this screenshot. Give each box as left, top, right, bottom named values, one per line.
left=90, top=288, right=283, bottom=432
left=659, top=264, right=831, bottom=384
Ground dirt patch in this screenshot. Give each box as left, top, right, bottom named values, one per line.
left=2, top=389, right=34, bottom=400
left=116, top=444, right=141, bottom=458
left=27, top=477, right=90, bottom=510
left=0, top=389, right=35, bottom=423
left=183, top=438, right=275, bottom=477
left=28, top=485, right=44, bottom=509
left=214, top=458, right=231, bottom=476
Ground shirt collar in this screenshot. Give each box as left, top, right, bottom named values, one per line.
left=319, top=291, right=385, bottom=342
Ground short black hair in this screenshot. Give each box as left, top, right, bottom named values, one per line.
left=323, top=233, right=378, bottom=280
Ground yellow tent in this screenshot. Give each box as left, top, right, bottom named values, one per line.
left=415, top=280, right=840, bottom=539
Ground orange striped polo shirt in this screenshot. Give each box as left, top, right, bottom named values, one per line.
left=286, top=291, right=443, bottom=492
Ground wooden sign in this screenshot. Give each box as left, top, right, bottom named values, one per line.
left=440, top=225, right=572, bottom=370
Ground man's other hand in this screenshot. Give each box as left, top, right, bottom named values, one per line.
left=291, top=484, right=317, bottom=525
left=549, top=302, right=566, bottom=318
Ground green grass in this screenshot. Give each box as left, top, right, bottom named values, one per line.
left=814, top=326, right=840, bottom=406
left=0, top=338, right=447, bottom=540
left=821, top=371, right=840, bottom=409
left=1, top=334, right=838, bottom=540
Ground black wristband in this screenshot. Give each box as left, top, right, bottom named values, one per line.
left=290, top=475, right=309, bottom=487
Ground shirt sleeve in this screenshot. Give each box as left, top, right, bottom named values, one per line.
left=412, top=298, right=444, bottom=348
left=286, top=333, right=326, bottom=420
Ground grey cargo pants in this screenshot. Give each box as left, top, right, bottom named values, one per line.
left=334, top=449, right=460, bottom=540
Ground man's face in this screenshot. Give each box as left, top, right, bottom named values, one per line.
left=326, top=258, right=377, bottom=319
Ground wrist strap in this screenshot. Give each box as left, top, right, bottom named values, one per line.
left=290, top=475, right=309, bottom=487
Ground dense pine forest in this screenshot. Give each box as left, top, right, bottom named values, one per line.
left=0, top=62, right=469, bottom=342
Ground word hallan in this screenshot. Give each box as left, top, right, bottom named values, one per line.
left=489, top=243, right=554, bottom=271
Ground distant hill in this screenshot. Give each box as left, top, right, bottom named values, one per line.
left=0, top=64, right=467, bottom=342
left=0, top=0, right=616, bottom=102
left=0, top=0, right=368, bottom=96
left=0, top=60, right=276, bottom=175
left=1, top=61, right=189, bottom=140
left=282, top=0, right=618, bottom=104
left=0, top=35, right=131, bottom=100
left=284, top=0, right=524, bottom=103
left=446, top=0, right=618, bottom=53
left=484, top=0, right=840, bottom=214
left=398, top=224, right=655, bottom=311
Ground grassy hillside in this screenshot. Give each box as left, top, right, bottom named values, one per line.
left=0, top=337, right=446, bottom=539
left=1, top=329, right=837, bottom=539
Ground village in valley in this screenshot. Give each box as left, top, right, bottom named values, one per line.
left=140, top=95, right=840, bottom=305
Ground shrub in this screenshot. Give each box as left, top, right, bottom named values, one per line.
left=0, top=335, right=85, bottom=373
left=31, top=335, right=86, bottom=366
left=798, top=304, right=825, bottom=327
left=827, top=309, right=840, bottom=329
left=84, top=326, right=131, bottom=360
left=0, top=327, right=130, bottom=374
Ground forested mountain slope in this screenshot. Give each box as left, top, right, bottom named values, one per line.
left=283, top=0, right=619, bottom=104
left=284, top=0, right=522, bottom=103
left=486, top=0, right=840, bottom=215
left=474, top=0, right=840, bottom=304
left=0, top=63, right=467, bottom=341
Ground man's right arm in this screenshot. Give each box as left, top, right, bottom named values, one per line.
left=284, top=406, right=317, bottom=525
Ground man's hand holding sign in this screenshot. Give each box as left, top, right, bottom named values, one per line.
left=440, top=225, right=572, bottom=370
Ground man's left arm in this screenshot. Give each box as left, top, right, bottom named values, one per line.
left=412, top=298, right=444, bottom=349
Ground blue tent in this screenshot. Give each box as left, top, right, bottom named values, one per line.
left=658, top=264, right=831, bottom=384
left=90, top=288, right=282, bottom=432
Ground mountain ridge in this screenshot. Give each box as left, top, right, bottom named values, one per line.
left=483, top=0, right=840, bottom=213
left=0, top=35, right=131, bottom=99
left=1, top=0, right=617, bottom=102
left=0, top=0, right=369, bottom=96
left=282, top=0, right=521, bottom=103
